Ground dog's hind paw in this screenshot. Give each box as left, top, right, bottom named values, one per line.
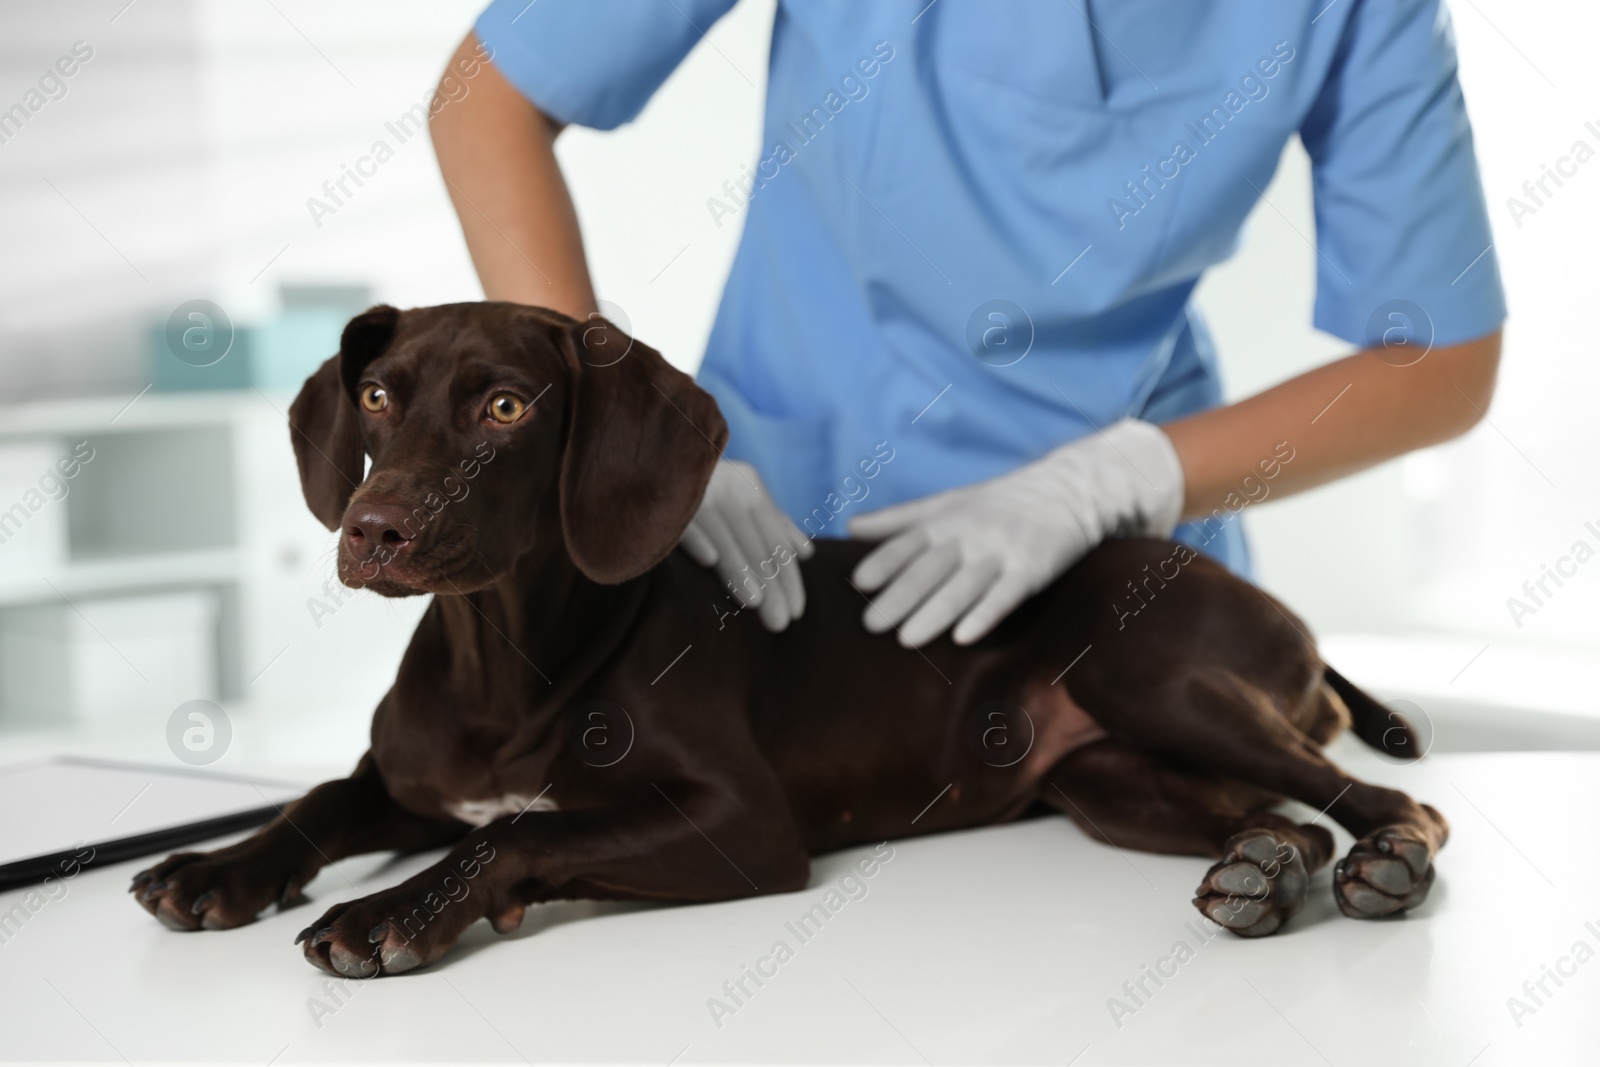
left=1192, top=829, right=1309, bottom=938
left=1334, top=827, right=1436, bottom=919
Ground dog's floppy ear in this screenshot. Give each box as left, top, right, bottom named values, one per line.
left=556, top=315, right=727, bottom=584
left=287, top=305, right=400, bottom=530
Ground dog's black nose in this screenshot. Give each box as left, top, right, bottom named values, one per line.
left=345, top=501, right=414, bottom=559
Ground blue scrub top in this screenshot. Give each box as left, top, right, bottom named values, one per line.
left=476, top=0, right=1506, bottom=573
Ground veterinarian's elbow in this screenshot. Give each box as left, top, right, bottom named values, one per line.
left=1408, top=323, right=1504, bottom=444
left=1430, top=328, right=1503, bottom=443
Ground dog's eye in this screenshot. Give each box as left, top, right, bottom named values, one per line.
left=360, top=384, right=388, bottom=413
left=487, top=393, right=526, bottom=424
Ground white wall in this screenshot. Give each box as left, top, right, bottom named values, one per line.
left=1196, top=0, right=1600, bottom=660
left=0, top=0, right=489, bottom=398
left=0, top=0, right=772, bottom=398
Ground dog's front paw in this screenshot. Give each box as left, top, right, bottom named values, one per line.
left=1193, top=829, right=1309, bottom=938
left=1334, top=826, right=1437, bottom=918
left=296, top=895, right=404, bottom=979
left=296, top=877, right=509, bottom=978
left=131, top=849, right=308, bottom=931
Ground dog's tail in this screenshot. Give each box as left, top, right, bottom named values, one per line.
left=1324, top=665, right=1421, bottom=760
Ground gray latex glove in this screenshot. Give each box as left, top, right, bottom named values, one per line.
left=849, top=419, right=1185, bottom=647
left=680, top=459, right=813, bottom=631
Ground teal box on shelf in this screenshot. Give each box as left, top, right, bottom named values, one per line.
left=149, top=312, right=341, bottom=393
left=248, top=307, right=346, bottom=390
left=149, top=285, right=370, bottom=393
left=148, top=323, right=253, bottom=393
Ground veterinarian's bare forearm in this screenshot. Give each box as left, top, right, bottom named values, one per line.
left=430, top=33, right=597, bottom=317
left=1162, top=329, right=1502, bottom=520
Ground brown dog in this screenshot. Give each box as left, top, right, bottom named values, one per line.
left=130, top=302, right=1447, bottom=977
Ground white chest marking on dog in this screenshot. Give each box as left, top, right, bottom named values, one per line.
left=445, top=791, right=558, bottom=827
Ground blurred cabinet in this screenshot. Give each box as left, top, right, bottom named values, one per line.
left=0, top=589, right=218, bottom=726
left=0, top=390, right=331, bottom=728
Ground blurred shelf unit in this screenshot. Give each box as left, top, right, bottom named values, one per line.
left=0, top=389, right=307, bottom=728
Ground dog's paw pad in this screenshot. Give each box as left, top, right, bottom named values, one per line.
left=1192, top=829, right=1307, bottom=939
left=1335, top=828, right=1436, bottom=918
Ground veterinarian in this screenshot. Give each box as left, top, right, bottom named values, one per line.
left=433, top=0, right=1504, bottom=647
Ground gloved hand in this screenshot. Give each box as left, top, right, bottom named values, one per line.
left=848, top=419, right=1185, bottom=647
left=681, top=459, right=813, bottom=631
